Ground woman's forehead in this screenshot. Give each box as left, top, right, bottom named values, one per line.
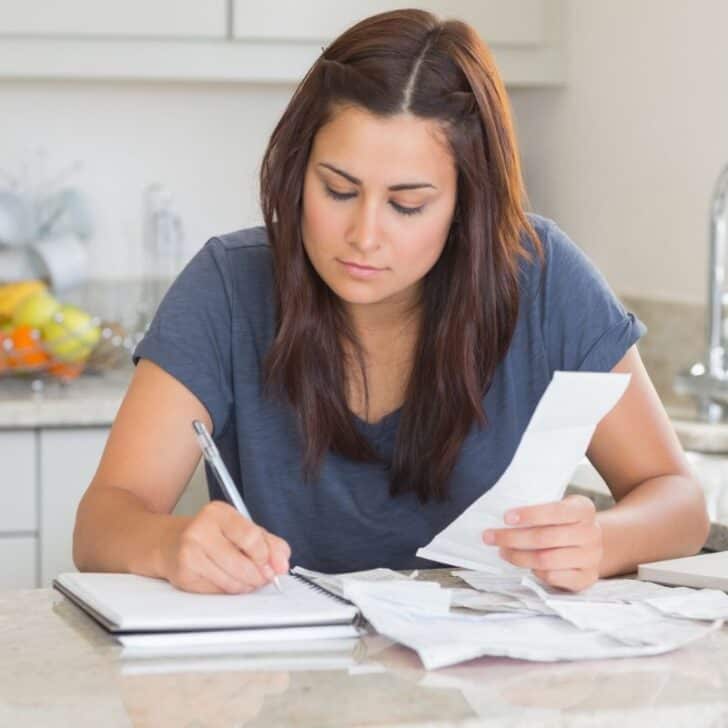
left=311, top=106, right=455, bottom=184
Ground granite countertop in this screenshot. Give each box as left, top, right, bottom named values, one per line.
left=3, top=569, right=728, bottom=727
left=0, top=365, right=134, bottom=429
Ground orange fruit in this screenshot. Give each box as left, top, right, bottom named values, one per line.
left=47, top=359, right=85, bottom=381
left=6, top=324, right=50, bottom=370
left=0, top=331, right=8, bottom=374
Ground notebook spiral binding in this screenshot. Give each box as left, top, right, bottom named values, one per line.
left=290, top=571, right=355, bottom=607
left=290, top=572, right=368, bottom=630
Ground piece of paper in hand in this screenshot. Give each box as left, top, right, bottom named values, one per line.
left=416, top=371, right=630, bottom=573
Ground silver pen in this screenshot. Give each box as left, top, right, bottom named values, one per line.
left=192, top=419, right=283, bottom=593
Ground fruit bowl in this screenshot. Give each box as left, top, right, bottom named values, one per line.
left=0, top=280, right=131, bottom=383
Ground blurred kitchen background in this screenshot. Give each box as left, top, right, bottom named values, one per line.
left=2, top=0, right=728, bottom=589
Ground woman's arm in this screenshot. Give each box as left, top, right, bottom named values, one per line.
left=588, top=344, right=710, bottom=576
left=483, top=344, right=710, bottom=590
left=73, top=359, right=290, bottom=593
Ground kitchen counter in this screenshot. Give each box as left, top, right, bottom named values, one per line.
left=0, top=365, right=134, bottom=429
left=3, top=569, right=728, bottom=727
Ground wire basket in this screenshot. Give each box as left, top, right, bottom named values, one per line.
left=0, top=316, right=131, bottom=383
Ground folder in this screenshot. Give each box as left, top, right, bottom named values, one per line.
left=637, top=550, right=728, bottom=591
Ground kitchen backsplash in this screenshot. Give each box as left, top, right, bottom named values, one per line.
left=623, top=295, right=704, bottom=410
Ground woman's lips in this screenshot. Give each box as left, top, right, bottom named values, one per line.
left=338, top=259, right=385, bottom=279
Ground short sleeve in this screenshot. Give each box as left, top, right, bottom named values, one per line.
left=541, top=219, right=647, bottom=373
left=132, top=237, right=234, bottom=437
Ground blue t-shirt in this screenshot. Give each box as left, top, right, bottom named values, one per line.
left=132, top=213, right=647, bottom=572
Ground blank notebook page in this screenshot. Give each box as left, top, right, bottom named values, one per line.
left=54, top=572, right=358, bottom=632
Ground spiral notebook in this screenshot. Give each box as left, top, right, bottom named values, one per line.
left=53, top=571, right=361, bottom=648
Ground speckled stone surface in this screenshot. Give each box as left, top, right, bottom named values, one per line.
left=2, top=571, right=728, bottom=727
left=0, top=364, right=133, bottom=429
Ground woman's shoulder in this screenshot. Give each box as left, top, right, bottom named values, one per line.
left=200, top=225, right=274, bottom=293
left=523, top=212, right=576, bottom=262
left=213, top=224, right=270, bottom=251
left=205, top=225, right=271, bottom=267
left=520, top=212, right=598, bottom=296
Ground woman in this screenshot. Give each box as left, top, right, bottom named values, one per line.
left=73, top=9, right=709, bottom=594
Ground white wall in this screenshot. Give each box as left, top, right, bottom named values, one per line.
left=0, top=80, right=292, bottom=278
left=510, top=0, right=728, bottom=305
left=1, top=0, right=726, bottom=305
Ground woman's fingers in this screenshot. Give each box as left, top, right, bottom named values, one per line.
left=532, top=568, right=595, bottom=593
left=499, top=545, right=589, bottom=571
left=503, top=494, right=595, bottom=527
left=265, top=532, right=292, bottom=574
left=481, top=495, right=603, bottom=593
left=167, top=501, right=292, bottom=593
left=483, top=522, right=599, bottom=550
left=219, top=508, right=271, bottom=574
left=206, top=526, right=272, bottom=589
left=170, top=539, right=254, bottom=594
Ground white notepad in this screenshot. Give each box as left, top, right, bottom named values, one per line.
left=53, top=571, right=359, bottom=634
left=637, top=551, right=728, bottom=591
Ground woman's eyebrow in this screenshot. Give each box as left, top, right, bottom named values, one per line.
left=317, top=162, right=437, bottom=191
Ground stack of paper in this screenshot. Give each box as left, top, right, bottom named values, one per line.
left=298, top=567, right=727, bottom=670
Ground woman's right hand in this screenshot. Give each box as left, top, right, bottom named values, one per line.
left=158, top=500, right=291, bottom=594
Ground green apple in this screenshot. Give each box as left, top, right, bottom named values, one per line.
left=12, top=290, right=60, bottom=328
left=41, top=304, right=101, bottom=362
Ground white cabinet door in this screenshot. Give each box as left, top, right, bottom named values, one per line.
left=0, top=430, right=36, bottom=532
left=39, top=427, right=109, bottom=587
left=0, top=536, right=36, bottom=590
left=0, top=1, right=227, bottom=39
left=233, top=0, right=548, bottom=45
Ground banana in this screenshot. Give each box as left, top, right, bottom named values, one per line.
left=0, top=280, right=48, bottom=320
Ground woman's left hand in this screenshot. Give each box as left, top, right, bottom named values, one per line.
left=482, top=494, right=603, bottom=592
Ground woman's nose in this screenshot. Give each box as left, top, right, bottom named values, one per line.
left=349, top=199, right=381, bottom=253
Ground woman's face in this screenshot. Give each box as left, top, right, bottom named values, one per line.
left=301, top=105, right=458, bottom=323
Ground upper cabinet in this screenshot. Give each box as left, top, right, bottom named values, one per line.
left=0, top=0, right=563, bottom=86
left=233, top=0, right=546, bottom=44
left=0, top=0, right=227, bottom=38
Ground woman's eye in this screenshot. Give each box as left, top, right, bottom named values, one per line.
left=324, top=186, right=424, bottom=216
left=324, top=186, right=356, bottom=201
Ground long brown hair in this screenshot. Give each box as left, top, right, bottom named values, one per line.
left=260, top=9, right=542, bottom=503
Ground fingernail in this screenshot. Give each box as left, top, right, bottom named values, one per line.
left=505, top=511, right=520, bottom=524
left=262, top=565, right=275, bottom=581
left=483, top=530, right=495, bottom=544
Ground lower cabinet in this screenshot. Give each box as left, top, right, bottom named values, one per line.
left=0, top=536, right=36, bottom=590
left=39, top=428, right=111, bottom=587
left=0, top=426, right=210, bottom=589
left=38, top=427, right=208, bottom=586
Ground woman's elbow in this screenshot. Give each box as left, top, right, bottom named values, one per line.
left=72, top=488, right=97, bottom=571
left=685, top=476, right=711, bottom=555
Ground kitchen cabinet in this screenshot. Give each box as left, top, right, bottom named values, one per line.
left=233, top=0, right=547, bottom=44
left=0, top=0, right=564, bottom=86
left=0, top=536, right=35, bottom=590
left=39, top=428, right=110, bottom=587
left=0, top=430, right=36, bottom=532
left=0, top=431, right=37, bottom=590
left=0, top=425, right=209, bottom=590
left=0, top=1, right=227, bottom=39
